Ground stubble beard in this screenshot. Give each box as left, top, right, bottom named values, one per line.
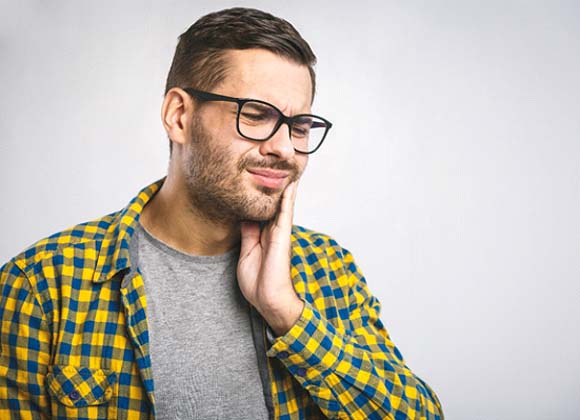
left=183, top=117, right=301, bottom=225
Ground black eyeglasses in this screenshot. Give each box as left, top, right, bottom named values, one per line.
left=183, top=88, right=332, bottom=154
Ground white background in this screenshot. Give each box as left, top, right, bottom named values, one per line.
left=1, top=1, right=579, bottom=419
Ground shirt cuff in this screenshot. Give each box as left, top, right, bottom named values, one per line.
left=265, top=300, right=347, bottom=385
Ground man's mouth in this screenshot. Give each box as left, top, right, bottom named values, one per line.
left=246, top=168, right=290, bottom=190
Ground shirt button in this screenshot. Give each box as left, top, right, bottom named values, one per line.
left=296, top=367, right=307, bottom=377
left=69, top=390, right=80, bottom=401
left=278, top=351, right=289, bottom=359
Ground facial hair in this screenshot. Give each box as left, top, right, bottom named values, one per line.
left=183, top=116, right=301, bottom=225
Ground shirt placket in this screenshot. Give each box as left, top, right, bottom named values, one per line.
left=120, top=269, right=156, bottom=417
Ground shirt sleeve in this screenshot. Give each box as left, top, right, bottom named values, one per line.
left=266, top=247, right=444, bottom=420
left=0, top=260, right=51, bottom=419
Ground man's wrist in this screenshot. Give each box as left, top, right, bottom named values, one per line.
left=260, top=296, right=304, bottom=337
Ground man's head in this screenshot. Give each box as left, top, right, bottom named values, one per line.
left=161, top=8, right=320, bottom=224
left=165, top=7, right=317, bottom=110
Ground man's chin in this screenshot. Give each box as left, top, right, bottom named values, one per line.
left=256, top=185, right=284, bottom=196
left=237, top=190, right=283, bottom=222
left=239, top=210, right=276, bottom=223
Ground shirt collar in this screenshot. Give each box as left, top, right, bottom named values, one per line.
left=92, top=178, right=165, bottom=283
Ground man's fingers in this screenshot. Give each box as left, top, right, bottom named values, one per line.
left=239, top=221, right=261, bottom=258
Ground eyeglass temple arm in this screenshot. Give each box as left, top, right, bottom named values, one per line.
left=182, top=88, right=241, bottom=104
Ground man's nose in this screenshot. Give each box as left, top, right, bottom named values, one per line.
left=257, top=123, right=295, bottom=160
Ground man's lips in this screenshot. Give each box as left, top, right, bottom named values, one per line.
left=247, top=168, right=289, bottom=178
left=246, top=168, right=290, bottom=189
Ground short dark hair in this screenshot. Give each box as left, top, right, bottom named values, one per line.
left=165, top=7, right=317, bottom=98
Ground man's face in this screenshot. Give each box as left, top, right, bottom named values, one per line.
left=182, top=49, right=312, bottom=223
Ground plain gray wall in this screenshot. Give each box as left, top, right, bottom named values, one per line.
left=1, top=1, right=579, bottom=419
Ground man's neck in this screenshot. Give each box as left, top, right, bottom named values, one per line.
left=139, top=177, right=240, bottom=256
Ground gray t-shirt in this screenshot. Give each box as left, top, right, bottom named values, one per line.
left=131, top=223, right=269, bottom=420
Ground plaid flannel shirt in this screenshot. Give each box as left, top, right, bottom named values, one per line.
left=0, top=179, right=444, bottom=419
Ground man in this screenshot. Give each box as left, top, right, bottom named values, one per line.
left=0, top=7, right=443, bottom=420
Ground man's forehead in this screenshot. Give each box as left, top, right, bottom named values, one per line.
left=220, top=49, right=313, bottom=112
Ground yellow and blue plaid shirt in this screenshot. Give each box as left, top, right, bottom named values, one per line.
left=0, top=180, right=443, bottom=419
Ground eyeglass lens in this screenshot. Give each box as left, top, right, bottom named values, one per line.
left=239, top=101, right=328, bottom=153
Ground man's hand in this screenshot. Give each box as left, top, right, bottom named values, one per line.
left=237, top=182, right=305, bottom=336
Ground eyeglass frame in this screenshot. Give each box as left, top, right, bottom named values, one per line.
left=182, top=87, right=332, bottom=155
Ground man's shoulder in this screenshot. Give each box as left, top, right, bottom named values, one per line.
left=291, top=224, right=351, bottom=260
left=3, top=211, right=122, bottom=275
left=290, top=226, right=361, bottom=286
left=1, top=179, right=163, bottom=280
left=292, top=224, right=338, bottom=246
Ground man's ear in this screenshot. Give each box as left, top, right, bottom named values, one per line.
left=161, top=87, right=194, bottom=149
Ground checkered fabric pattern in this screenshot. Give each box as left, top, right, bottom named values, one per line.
left=0, top=179, right=444, bottom=419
